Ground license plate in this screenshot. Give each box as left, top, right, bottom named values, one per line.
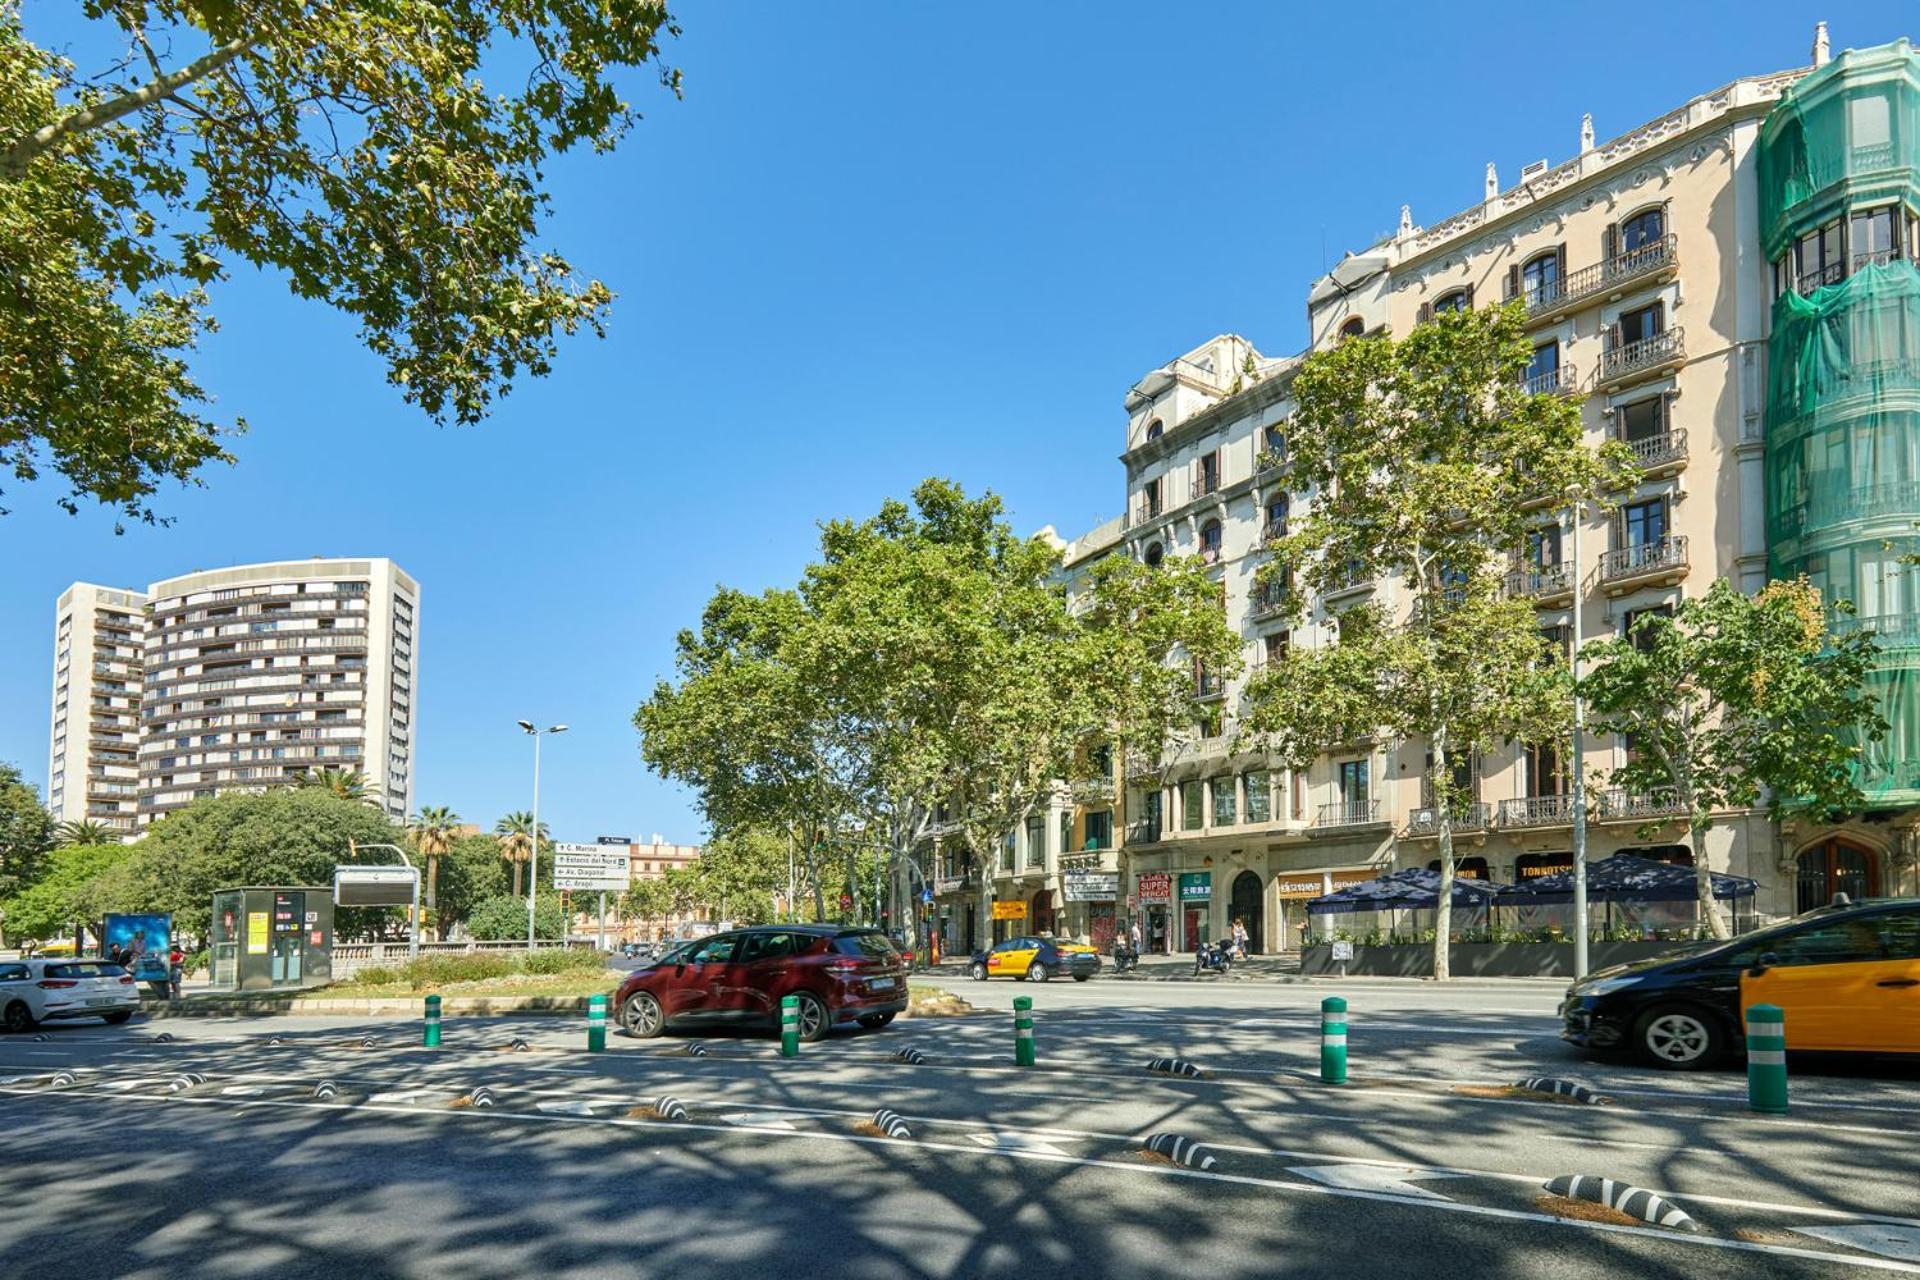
left=869, top=977, right=896, bottom=990
left=86, top=997, right=121, bottom=1006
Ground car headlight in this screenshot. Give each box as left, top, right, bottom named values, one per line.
left=1574, top=976, right=1642, bottom=999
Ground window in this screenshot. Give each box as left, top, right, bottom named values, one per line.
left=1182, top=781, right=1205, bottom=830
left=1616, top=301, right=1663, bottom=347
left=1145, top=419, right=1164, bottom=441
left=1852, top=206, right=1897, bottom=272
left=1793, top=219, right=1844, bottom=292
left=1262, top=423, right=1287, bottom=465
left=1264, top=631, right=1290, bottom=665
left=1422, top=751, right=1477, bottom=807
left=1211, top=777, right=1236, bottom=827
left=1336, top=759, right=1369, bottom=805
left=1619, top=498, right=1668, bottom=549
left=1200, top=519, right=1223, bottom=564
left=1338, top=316, right=1365, bottom=340
left=1084, top=810, right=1112, bottom=850
left=1525, top=525, right=1562, bottom=570
left=1144, top=543, right=1164, bottom=568
left=1618, top=396, right=1666, bottom=443
left=1764, top=914, right=1919, bottom=966
left=1525, top=741, right=1565, bottom=798
left=832, top=931, right=899, bottom=959
left=740, top=932, right=799, bottom=962
left=1619, top=206, right=1665, bottom=253
left=1622, top=604, right=1674, bottom=652
left=1524, top=341, right=1559, bottom=389
left=1432, top=289, right=1470, bottom=314
left=1265, top=495, right=1289, bottom=538
left=689, top=936, right=737, bottom=964
left=1059, top=812, right=1072, bottom=863
left=1024, top=816, right=1043, bottom=870
left=1245, top=770, right=1271, bottom=823
left=1141, top=477, right=1162, bottom=518
left=1197, top=451, right=1220, bottom=497
left=1521, top=251, right=1561, bottom=306
left=0, top=964, right=29, bottom=981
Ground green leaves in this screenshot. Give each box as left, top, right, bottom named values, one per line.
left=1, top=0, right=678, bottom=522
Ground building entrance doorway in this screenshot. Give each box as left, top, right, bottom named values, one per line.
left=1795, top=839, right=1878, bottom=914
left=1229, top=870, right=1263, bottom=955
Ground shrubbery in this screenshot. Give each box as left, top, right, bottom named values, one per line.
left=348, top=947, right=600, bottom=988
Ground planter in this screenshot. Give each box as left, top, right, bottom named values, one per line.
left=1300, top=939, right=1694, bottom=978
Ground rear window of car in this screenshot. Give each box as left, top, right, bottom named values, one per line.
left=832, top=932, right=899, bottom=959
left=45, top=963, right=126, bottom=978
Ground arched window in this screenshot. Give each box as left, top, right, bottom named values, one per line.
left=1200, top=519, right=1223, bottom=564
left=1620, top=206, right=1665, bottom=253
left=1433, top=289, right=1470, bottom=314
left=1145, top=419, right=1164, bottom=442
left=1795, top=839, right=1878, bottom=913
left=1144, top=542, right=1164, bottom=568
left=1521, top=251, right=1561, bottom=307
left=1338, top=316, right=1365, bottom=340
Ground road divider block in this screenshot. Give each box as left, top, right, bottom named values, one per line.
left=653, top=1095, right=689, bottom=1121
left=30, top=1033, right=50, bottom=1042
left=265, top=1035, right=285, bottom=1047
left=870, top=1109, right=912, bottom=1139
left=1744, top=1003, right=1788, bottom=1115
left=1145, top=1057, right=1205, bottom=1079
left=780, top=996, right=799, bottom=1058
left=313, top=1080, right=339, bottom=1100
left=507, top=1037, right=530, bottom=1053
left=892, top=1047, right=926, bottom=1065
left=49, top=1071, right=77, bottom=1088
left=1320, top=996, right=1347, bottom=1085
left=165, top=1072, right=206, bottom=1094
left=1143, top=1133, right=1217, bottom=1170
left=1013, top=996, right=1035, bottom=1067
left=684, top=1041, right=708, bottom=1057
left=1543, top=1175, right=1699, bottom=1232
left=358, top=1035, right=378, bottom=1049
left=468, top=1087, right=497, bottom=1109
left=1513, top=1077, right=1611, bottom=1105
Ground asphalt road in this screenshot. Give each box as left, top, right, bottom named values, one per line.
left=0, top=979, right=1914, bottom=1279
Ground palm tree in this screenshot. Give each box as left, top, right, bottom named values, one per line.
left=495, top=811, right=548, bottom=897
left=52, top=819, right=116, bottom=848
left=408, top=805, right=461, bottom=928
left=298, top=767, right=368, bottom=801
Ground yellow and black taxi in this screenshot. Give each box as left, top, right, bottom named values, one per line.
left=967, top=935, right=1101, bottom=983
left=1562, top=897, right=1920, bottom=1069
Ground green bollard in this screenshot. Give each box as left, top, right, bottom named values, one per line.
left=423, top=994, right=442, bottom=1048
left=1013, top=995, right=1035, bottom=1067
left=1320, top=996, right=1348, bottom=1085
left=1745, top=1002, right=1787, bottom=1114
left=587, top=993, right=607, bottom=1053
left=779, top=994, right=799, bottom=1058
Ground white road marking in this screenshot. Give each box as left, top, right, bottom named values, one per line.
left=1286, top=1162, right=1468, bottom=1200
left=535, top=1100, right=597, bottom=1116
left=367, top=1090, right=437, bottom=1104
left=1793, top=1223, right=1920, bottom=1262
left=967, top=1132, right=1071, bottom=1156
left=722, top=1112, right=798, bottom=1130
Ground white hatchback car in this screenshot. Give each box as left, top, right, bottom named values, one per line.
left=0, top=959, right=141, bottom=1032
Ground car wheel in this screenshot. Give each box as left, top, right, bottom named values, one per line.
left=1634, top=1005, right=1724, bottom=1069
left=1073, top=973, right=1092, bottom=982
left=621, top=992, right=665, bottom=1039
left=794, top=992, right=829, bottom=1042
left=1027, top=963, right=1049, bottom=983
left=101, top=1011, right=133, bottom=1025
left=858, top=1012, right=896, bottom=1029
left=968, top=962, right=988, bottom=982
left=1, top=1001, right=34, bottom=1033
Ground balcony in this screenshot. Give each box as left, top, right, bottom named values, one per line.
left=1503, top=562, right=1573, bottom=605
left=1126, top=819, right=1163, bottom=845
left=1250, top=583, right=1289, bottom=620
left=1194, top=679, right=1227, bottom=703
left=1322, top=564, right=1373, bottom=603
left=1405, top=802, right=1491, bottom=838
left=1070, top=776, right=1115, bottom=804
left=1314, top=800, right=1386, bottom=831
left=1520, top=363, right=1579, bottom=397
left=1599, top=327, right=1686, bottom=390
left=1191, top=474, right=1222, bottom=502
left=1597, top=788, right=1688, bottom=823
left=1622, top=427, right=1688, bottom=477
left=1598, top=534, right=1689, bottom=593
left=1260, top=520, right=1288, bottom=548
left=1498, top=794, right=1574, bottom=829
left=1526, top=234, right=1679, bottom=323
left=1131, top=500, right=1163, bottom=528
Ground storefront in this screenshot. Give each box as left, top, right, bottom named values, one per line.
left=1178, top=872, right=1212, bottom=950
left=1135, top=872, right=1173, bottom=953
left=1030, top=888, right=1058, bottom=937
left=991, top=898, right=1027, bottom=944
left=1274, top=869, right=1380, bottom=952
left=1063, top=870, right=1119, bottom=950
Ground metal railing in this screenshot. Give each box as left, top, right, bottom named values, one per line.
left=1600, top=327, right=1685, bottom=382
left=1527, top=234, right=1677, bottom=317
left=1126, top=819, right=1163, bottom=845
left=1314, top=799, right=1383, bottom=829
left=1622, top=427, right=1688, bottom=468
left=1250, top=587, right=1288, bottom=619
left=1597, top=788, right=1688, bottom=822
left=1405, top=802, right=1491, bottom=837
left=1192, top=474, right=1221, bottom=501
left=1503, top=562, right=1573, bottom=600
left=1599, top=533, right=1689, bottom=583
left=1796, top=261, right=1845, bottom=293
left=1498, top=795, right=1574, bottom=828
left=1323, top=564, right=1372, bottom=598
left=1261, top=520, right=1288, bottom=546
left=1852, top=248, right=1898, bottom=272
left=1521, top=364, right=1577, bottom=396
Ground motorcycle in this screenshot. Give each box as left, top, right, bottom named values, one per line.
left=1193, top=940, right=1232, bottom=975
left=1111, top=941, right=1139, bottom=973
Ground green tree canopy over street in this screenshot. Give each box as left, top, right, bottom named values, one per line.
left=0, top=762, right=53, bottom=909
left=0, top=0, right=678, bottom=524
left=2, top=841, right=129, bottom=944
left=1581, top=577, right=1886, bottom=936
left=1244, top=303, right=1630, bottom=978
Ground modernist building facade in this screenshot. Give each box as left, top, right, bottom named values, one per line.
left=1038, top=26, right=1920, bottom=954
left=47, top=583, right=149, bottom=835
left=48, top=558, right=421, bottom=830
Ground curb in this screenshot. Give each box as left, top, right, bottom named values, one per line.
left=138, top=994, right=602, bottom=1018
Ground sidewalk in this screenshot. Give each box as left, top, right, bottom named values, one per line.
left=923, top=951, right=1568, bottom=991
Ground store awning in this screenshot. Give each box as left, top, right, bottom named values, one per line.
left=1494, top=853, right=1756, bottom=904
left=1306, top=867, right=1507, bottom=916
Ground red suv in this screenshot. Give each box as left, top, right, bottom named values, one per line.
left=615, top=925, right=908, bottom=1042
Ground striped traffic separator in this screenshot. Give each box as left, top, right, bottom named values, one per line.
left=49, top=1071, right=77, bottom=1088
left=165, top=1071, right=206, bottom=1094
left=467, top=1087, right=497, bottom=1109
left=653, top=1095, right=689, bottom=1121
left=1142, top=1133, right=1217, bottom=1170
left=507, top=1037, right=531, bottom=1053
left=684, top=1041, right=708, bottom=1057
left=1745, top=1003, right=1788, bottom=1115
left=1145, top=1057, right=1205, bottom=1078
left=313, top=1080, right=340, bottom=1100
left=1514, top=1077, right=1612, bottom=1105
left=892, top=1047, right=927, bottom=1065
left=1543, top=1174, right=1701, bottom=1233
left=1013, top=997, right=1035, bottom=1067
left=1320, top=996, right=1347, bottom=1085
left=870, top=1109, right=912, bottom=1139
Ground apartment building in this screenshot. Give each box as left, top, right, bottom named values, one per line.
left=47, top=583, right=148, bottom=836
left=48, top=558, right=420, bottom=830
left=1076, top=25, right=1920, bottom=954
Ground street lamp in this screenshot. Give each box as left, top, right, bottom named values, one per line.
left=517, top=720, right=568, bottom=951
left=1564, top=488, right=1590, bottom=981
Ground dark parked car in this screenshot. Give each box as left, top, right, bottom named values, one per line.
left=1562, top=898, right=1920, bottom=1069
left=614, top=925, right=908, bottom=1042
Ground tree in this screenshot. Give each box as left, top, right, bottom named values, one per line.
left=493, top=811, right=548, bottom=898
left=0, top=1, right=679, bottom=525
left=407, top=804, right=459, bottom=921
left=0, top=763, right=54, bottom=919
left=298, top=767, right=368, bottom=802
left=1580, top=577, right=1885, bottom=937
left=1243, top=303, right=1629, bottom=979
left=466, top=892, right=565, bottom=942
left=2, top=842, right=127, bottom=944
left=431, top=833, right=509, bottom=936
left=52, top=819, right=116, bottom=848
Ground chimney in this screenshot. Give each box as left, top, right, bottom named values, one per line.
left=1580, top=113, right=1595, bottom=154
left=1812, top=21, right=1830, bottom=67
left=1484, top=163, right=1499, bottom=201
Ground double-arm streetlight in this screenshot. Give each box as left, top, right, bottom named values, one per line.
left=517, top=720, right=568, bottom=950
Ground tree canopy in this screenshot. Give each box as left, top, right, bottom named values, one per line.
left=1, top=0, right=679, bottom=524
left=0, top=762, right=53, bottom=906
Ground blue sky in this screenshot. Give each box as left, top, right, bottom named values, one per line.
left=1, top=3, right=1906, bottom=843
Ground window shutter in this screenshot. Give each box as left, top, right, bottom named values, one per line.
left=1505, top=263, right=1520, bottom=299
left=1554, top=244, right=1567, bottom=281
left=1605, top=321, right=1622, bottom=351
left=1417, top=300, right=1433, bottom=325
left=1464, top=283, right=1476, bottom=309
left=1603, top=222, right=1620, bottom=262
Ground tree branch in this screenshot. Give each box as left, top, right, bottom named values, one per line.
left=2, top=35, right=255, bottom=178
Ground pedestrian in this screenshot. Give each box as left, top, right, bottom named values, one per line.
left=1128, top=918, right=1142, bottom=954
left=168, top=953, right=184, bottom=1000
left=1231, top=918, right=1249, bottom=959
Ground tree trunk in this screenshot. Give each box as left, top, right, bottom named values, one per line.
left=510, top=859, right=522, bottom=899
left=1431, top=728, right=1454, bottom=982
left=1690, top=815, right=1728, bottom=940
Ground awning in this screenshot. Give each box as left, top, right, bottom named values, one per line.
left=1494, top=853, right=1756, bottom=904
left=1306, top=867, right=1507, bottom=916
